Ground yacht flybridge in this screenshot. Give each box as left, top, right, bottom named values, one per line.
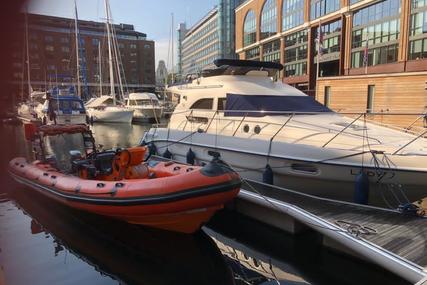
left=143, top=59, right=427, bottom=208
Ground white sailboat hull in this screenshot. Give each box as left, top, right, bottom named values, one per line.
left=87, top=107, right=134, bottom=123
left=144, top=129, right=427, bottom=208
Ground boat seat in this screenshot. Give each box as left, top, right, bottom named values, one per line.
left=72, top=159, right=97, bottom=179
left=127, top=146, right=147, bottom=166
left=93, top=151, right=116, bottom=175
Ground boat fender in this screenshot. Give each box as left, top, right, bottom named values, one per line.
left=262, top=164, right=274, bottom=185
left=163, top=148, right=172, bottom=159
left=186, top=148, right=196, bottom=165
left=354, top=172, right=369, bottom=205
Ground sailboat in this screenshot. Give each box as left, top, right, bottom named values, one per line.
left=85, top=0, right=134, bottom=124
left=16, top=10, right=44, bottom=123
left=17, top=5, right=88, bottom=125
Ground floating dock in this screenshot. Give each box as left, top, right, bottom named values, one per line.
left=236, top=179, right=427, bottom=284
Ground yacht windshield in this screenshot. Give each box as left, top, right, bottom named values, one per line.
left=224, top=94, right=332, bottom=117
left=129, top=99, right=159, bottom=106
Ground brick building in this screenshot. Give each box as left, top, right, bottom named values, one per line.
left=10, top=13, right=155, bottom=101
left=235, top=0, right=427, bottom=128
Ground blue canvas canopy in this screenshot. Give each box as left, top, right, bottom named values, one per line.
left=224, top=94, right=332, bottom=117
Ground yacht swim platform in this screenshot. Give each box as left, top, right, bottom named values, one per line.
left=236, top=179, right=427, bottom=284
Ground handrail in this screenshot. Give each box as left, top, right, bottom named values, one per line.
left=322, top=114, right=364, bottom=148
left=392, top=130, right=427, bottom=155
left=232, top=112, right=247, bottom=136
left=267, top=113, right=294, bottom=157
left=204, top=111, right=218, bottom=132
left=404, top=113, right=427, bottom=132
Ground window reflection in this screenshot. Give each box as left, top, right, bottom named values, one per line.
left=282, top=0, right=304, bottom=32
left=351, top=0, right=401, bottom=68
left=260, top=0, right=277, bottom=40
left=243, top=10, right=257, bottom=46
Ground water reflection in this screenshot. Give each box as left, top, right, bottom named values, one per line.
left=89, top=122, right=151, bottom=149
left=3, top=188, right=234, bottom=285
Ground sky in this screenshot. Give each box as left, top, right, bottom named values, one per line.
left=27, top=0, right=218, bottom=71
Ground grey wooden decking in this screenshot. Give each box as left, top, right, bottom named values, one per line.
left=242, top=180, right=427, bottom=270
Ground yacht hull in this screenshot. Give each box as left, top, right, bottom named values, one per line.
left=144, top=129, right=427, bottom=208
left=87, top=108, right=134, bottom=123
left=132, top=108, right=163, bottom=123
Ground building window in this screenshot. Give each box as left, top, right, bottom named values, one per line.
left=350, top=0, right=363, bottom=4
left=44, top=35, right=53, bottom=42
left=243, top=10, right=257, bottom=46
left=61, top=46, right=70, bottom=53
left=144, top=44, right=151, bottom=49
left=315, top=20, right=342, bottom=76
left=92, top=38, right=99, bottom=46
left=130, top=52, right=137, bottom=57
left=310, top=0, right=340, bottom=20
left=30, top=43, right=38, bottom=50
left=47, top=65, right=56, bottom=71
left=282, top=0, right=304, bottom=32
left=263, top=40, right=280, bottom=62
left=351, top=0, right=401, bottom=68
left=60, top=37, right=69, bottom=43
left=284, top=29, right=308, bottom=77
left=408, top=1, right=427, bottom=60
left=45, top=45, right=54, bottom=52
left=130, top=44, right=137, bottom=49
left=245, top=46, right=260, bottom=60
left=260, top=0, right=277, bottom=40
left=324, top=86, right=331, bottom=107
left=367, top=85, right=375, bottom=113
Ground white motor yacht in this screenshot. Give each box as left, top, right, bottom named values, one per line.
left=85, top=95, right=134, bottom=124
left=36, top=86, right=88, bottom=125
left=125, top=92, right=163, bottom=123
left=143, top=59, right=427, bottom=208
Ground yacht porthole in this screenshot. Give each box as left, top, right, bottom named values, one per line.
left=254, top=125, right=261, bottom=134
left=243, top=124, right=250, bottom=133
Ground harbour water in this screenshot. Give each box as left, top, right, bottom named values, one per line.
left=0, top=122, right=411, bottom=285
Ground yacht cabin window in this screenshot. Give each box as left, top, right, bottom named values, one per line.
left=190, top=98, right=213, bottom=110
left=217, top=98, right=227, bottom=111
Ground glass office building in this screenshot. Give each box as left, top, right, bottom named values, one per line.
left=178, top=0, right=243, bottom=77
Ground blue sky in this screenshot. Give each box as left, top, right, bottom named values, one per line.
left=28, top=0, right=217, bottom=70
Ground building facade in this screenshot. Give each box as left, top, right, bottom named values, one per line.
left=235, top=0, right=427, bottom=128
left=156, top=60, right=168, bottom=86
left=178, top=0, right=244, bottom=77
left=11, top=13, right=155, bottom=101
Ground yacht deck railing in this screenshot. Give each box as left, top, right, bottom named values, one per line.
left=153, top=109, right=427, bottom=155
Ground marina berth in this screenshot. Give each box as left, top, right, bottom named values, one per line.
left=9, top=124, right=240, bottom=233
left=143, top=59, right=427, bottom=209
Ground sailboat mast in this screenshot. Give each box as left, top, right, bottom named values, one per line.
left=104, top=0, right=115, bottom=104
left=74, top=0, right=81, bottom=98
left=98, top=42, right=102, bottom=96
left=171, top=13, right=174, bottom=84
left=24, top=10, right=31, bottom=98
